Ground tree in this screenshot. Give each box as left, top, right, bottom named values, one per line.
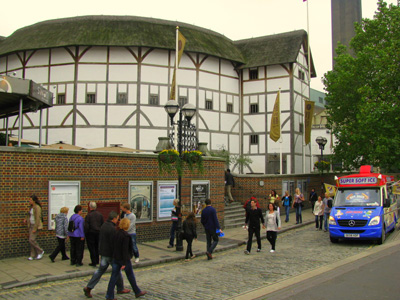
left=323, top=1, right=400, bottom=171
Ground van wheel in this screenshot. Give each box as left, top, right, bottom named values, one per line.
left=330, top=236, right=339, bottom=243
left=377, top=226, right=386, bottom=245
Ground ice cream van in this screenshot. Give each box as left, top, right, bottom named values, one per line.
left=329, top=165, right=398, bottom=244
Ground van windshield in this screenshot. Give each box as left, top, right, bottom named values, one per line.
left=334, top=188, right=381, bottom=207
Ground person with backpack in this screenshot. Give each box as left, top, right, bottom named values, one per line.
left=68, top=205, right=85, bottom=266
left=182, top=212, right=197, bottom=262
left=243, top=196, right=260, bottom=215
left=281, top=190, right=292, bottom=222
left=323, top=192, right=333, bottom=232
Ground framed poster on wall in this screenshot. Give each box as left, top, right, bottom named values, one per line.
left=157, top=181, right=178, bottom=221
left=48, top=181, right=80, bottom=230
left=129, top=181, right=153, bottom=223
left=191, top=180, right=210, bottom=216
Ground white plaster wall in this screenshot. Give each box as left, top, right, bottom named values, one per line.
left=201, top=111, right=221, bottom=132
left=50, top=65, right=75, bottom=82
left=143, top=49, right=169, bottom=66
left=78, top=106, right=105, bottom=126
left=6, top=54, right=23, bottom=70
left=26, top=50, right=49, bottom=67
left=247, top=156, right=265, bottom=173
left=76, top=128, right=104, bottom=148
left=140, top=129, right=165, bottom=150
left=128, top=84, right=137, bottom=104
left=78, top=65, right=107, bottom=81
left=141, top=106, right=168, bottom=127
left=109, top=47, right=136, bottom=63
left=199, top=72, right=219, bottom=91
left=51, top=48, right=75, bottom=64
left=48, top=106, right=73, bottom=126
left=212, top=133, right=228, bottom=151
left=243, top=80, right=264, bottom=94
left=109, top=65, right=137, bottom=82
left=47, top=128, right=74, bottom=145
left=228, top=134, right=240, bottom=154
left=200, top=56, right=219, bottom=73
left=106, top=128, right=136, bottom=148
left=220, top=60, right=237, bottom=78
left=25, top=67, right=48, bottom=84
left=80, top=47, right=107, bottom=63
left=220, top=76, right=239, bottom=94
left=142, top=65, right=169, bottom=84
left=66, top=84, right=74, bottom=104
left=108, top=84, right=117, bottom=104
left=107, top=106, right=135, bottom=126
left=267, top=64, right=289, bottom=78
left=244, top=115, right=265, bottom=133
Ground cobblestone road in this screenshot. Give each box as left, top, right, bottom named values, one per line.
left=1, top=223, right=396, bottom=300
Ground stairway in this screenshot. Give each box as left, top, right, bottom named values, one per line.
left=224, top=201, right=246, bottom=229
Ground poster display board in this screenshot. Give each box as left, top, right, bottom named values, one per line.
left=191, top=180, right=210, bottom=216
left=157, top=181, right=178, bottom=221
left=48, top=181, right=80, bottom=230
left=129, top=181, right=153, bottom=223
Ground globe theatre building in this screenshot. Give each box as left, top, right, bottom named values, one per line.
left=0, top=16, right=316, bottom=174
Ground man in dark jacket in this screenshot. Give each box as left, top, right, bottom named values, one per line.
left=83, top=211, right=130, bottom=298
left=201, top=199, right=223, bottom=260
left=244, top=200, right=265, bottom=254
left=309, top=188, right=318, bottom=213
left=85, top=201, right=104, bottom=267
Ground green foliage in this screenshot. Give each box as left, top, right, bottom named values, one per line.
left=0, top=133, right=6, bottom=146
left=182, top=150, right=204, bottom=173
left=232, top=154, right=253, bottom=174
left=209, top=146, right=232, bottom=167
left=323, top=1, right=400, bottom=172
left=314, top=160, right=330, bottom=173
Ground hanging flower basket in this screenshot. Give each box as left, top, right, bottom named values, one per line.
left=182, top=150, right=204, bottom=173
left=158, top=149, right=182, bottom=175
left=314, top=160, right=330, bottom=173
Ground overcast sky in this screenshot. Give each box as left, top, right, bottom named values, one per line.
left=1, top=0, right=396, bottom=91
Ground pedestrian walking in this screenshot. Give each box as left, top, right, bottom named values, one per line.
left=244, top=199, right=265, bottom=254
left=121, top=203, right=140, bottom=263
left=225, top=169, right=235, bottom=203
left=265, top=203, right=281, bottom=253
left=85, top=201, right=104, bottom=267
left=49, top=207, right=69, bottom=262
left=243, top=195, right=260, bottom=215
left=309, top=188, right=318, bottom=213
left=323, top=192, right=333, bottom=232
left=167, top=199, right=179, bottom=248
left=182, top=212, right=197, bottom=261
left=201, top=199, right=222, bottom=260
left=313, top=196, right=324, bottom=231
left=106, top=218, right=147, bottom=299
left=292, top=188, right=305, bottom=224
left=68, top=205, right=85, bottom=266
left=281, top=190, right=292, bottom=222
left=83, top=211, right=130, bottom=298
left=24, top=194, right=44, bottom=261
left=268, top=190, right=279, bottom=204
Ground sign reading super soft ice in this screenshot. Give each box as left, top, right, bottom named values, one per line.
left=339, top=177, right=378, bottom=185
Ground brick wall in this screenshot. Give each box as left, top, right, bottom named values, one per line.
left=0, top=147, right=225, bottom=259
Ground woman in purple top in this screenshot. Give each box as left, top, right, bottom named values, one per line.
left=68, top=205, right=85, bottom=266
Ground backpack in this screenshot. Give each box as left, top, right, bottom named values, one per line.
left=68, top=219, right=76, bottom=232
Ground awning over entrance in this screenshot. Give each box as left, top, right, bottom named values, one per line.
left=0, top=75, right=53, bottom=119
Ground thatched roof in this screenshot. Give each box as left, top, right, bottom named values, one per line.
left=0, top=16, right=316, bottom=74
left=0, top=15, right=244, bottom=64
left=234, top=30, right=316, bottom=76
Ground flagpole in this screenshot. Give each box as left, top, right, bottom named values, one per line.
left=303, top=0, right=311, bottom=174
left=173, top=26, right=179, bottom=151
left=278, top=88, right=282, bottom=175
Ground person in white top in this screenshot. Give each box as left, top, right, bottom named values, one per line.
left=265, top=203, right=281, bottom=253
left=313, top=196, right=325, bottom=231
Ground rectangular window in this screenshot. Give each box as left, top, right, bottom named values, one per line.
left=250, top=134, right=259, bottom=145
left=57, top=94, right=66, bottom=105
left=86, top=93, right=96, bottom=104
left=227, top=103, right=233, bottom=113
left=149, top=94, right=159, bottom=106
left=250, top=104, right=259, bottom=114
left=117, top=92, right=127, bottom=104
left=178, top=96, right=188, bottom=108
left=319, top=97, right=323, bottom=104
left=205, top=100, right=213, bottom=110
left=298, top=70, right=305, bottom=81
left=249, top=68, right=258, bottom=80
left=299, top=123, right=304, bottom=133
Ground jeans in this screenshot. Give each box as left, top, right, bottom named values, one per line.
left=205, top=229, right=219, bottom=254
left=295, top=204, right=302, bottom=223
left=246, top=226, right=261, bottom=252
left=169, top=221, right=178, bottom=246
left=49, top=237, right=68, bottom=260
left=315, top=215, right=323, bottom=229
left=129, top=233, right=139, bottom=258
left=185, top=237, right=194, bottom=259
left=70, top=236, right=84, bottom=264
left=87, top=256, right=124, bottom=291
left=106, top=259, right=141, bottom=299
left=284, top=205, right=290, bottom=222
left=266, top=231, right=277, bottom=250
left=324, top=212, right=330, bottom=231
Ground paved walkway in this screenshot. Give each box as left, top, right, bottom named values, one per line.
left=0, top=209, right=315, bottom=290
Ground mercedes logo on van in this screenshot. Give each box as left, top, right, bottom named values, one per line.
left=348, top=220, right=356, bottom=227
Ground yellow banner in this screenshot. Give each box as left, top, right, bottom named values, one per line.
left=304, top=100, right=314, bottom=145
left=324, top=183, right=337, bottom=197
left=169, top=31, right=186, bottom=100
left=269, top=91, right=281, bottom=142
left=393, top=183, right=400, bottom=195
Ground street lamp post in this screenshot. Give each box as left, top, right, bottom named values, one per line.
left=164, top=100, right=197, bottom=251
left=315, top=136, right=328, bottom=164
